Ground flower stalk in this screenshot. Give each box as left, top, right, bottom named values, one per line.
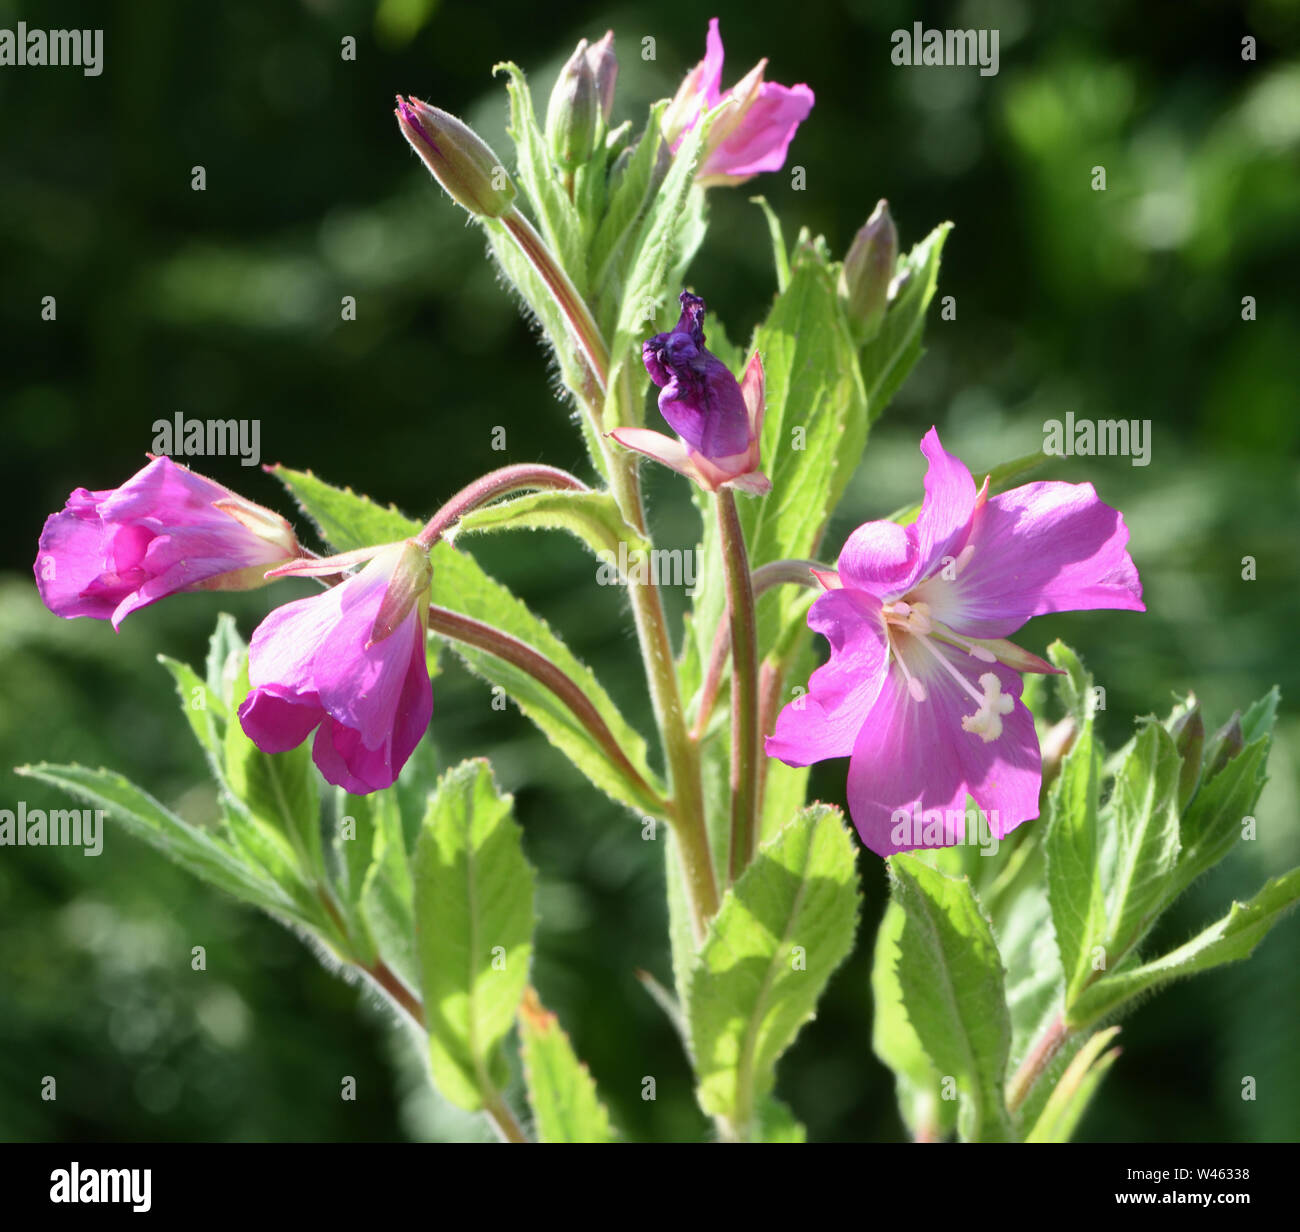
left=717, top=489, right=760, bottom=882
left=416, top=464, right=590, bottom=549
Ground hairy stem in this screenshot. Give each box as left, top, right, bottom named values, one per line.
left=362, top=959, right=527, bottom=1143
left=426, top=601, right=667, bottom=815
left=1006, top=1013, right=1071, bottom=1116
left=690, top=559, right=823, bottom=741
left=417, top=464, right=589, bottom=548
left=716, top=489, right=760, bottom=883
left=608, top=435, right=718, bottom=942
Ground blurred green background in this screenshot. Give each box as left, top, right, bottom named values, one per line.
left=2, top=0, right=1298, bottom=1142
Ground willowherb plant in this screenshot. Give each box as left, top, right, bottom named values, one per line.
left=24, top=19, right=1296, bottom=1144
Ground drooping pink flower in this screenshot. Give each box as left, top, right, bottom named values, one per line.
left=766, top=428, right=1144, bottom=856
left=34, top=456, right=300, bottom=629
left=611, top=290, right=770, bottom=494
left=663, top=18, right=814, bottom=188
left=238, top=540, right=434, bottom=794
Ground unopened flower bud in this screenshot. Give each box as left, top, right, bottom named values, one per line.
left=839, top=199, right=897, bottom=344
left=587, top=31, right=618, bottom=127
left=1169, top=699, right=1204, bottom=809
left=547, top=34, right=618, bottom=169
left=1204, top=711, right=1245, bottom=781
left=395, top=95, right=516, bottom=218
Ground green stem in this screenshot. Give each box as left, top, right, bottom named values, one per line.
left=607, top=400, right=718, bottom=941
left=426, top=601, right=668, bottom=816
left=1006, top=1013, right=1070, bottom=1116
left=362, top=958, right=528, bottom=1143
left=716, top=489, right=760, bottom=884
left=416, top=464, right=589, bottom=549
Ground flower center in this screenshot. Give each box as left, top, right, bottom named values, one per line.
left=881, top=593, right=1009, bottom=743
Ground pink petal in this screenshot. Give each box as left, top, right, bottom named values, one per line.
left=766, top=589, right=888, bottom=765
left=916, top=480, right=1144, bottom=638
left=700, top=17, right=726, bottom=106
left=836, top=519, right=920, bottom=598
left=34, top=500, right=120, bottom=621
left=845, top=639, right=1040, bottom=855
left=699, top=81, right=814, bottom=181
left=739, top=351, right=765, bottom=436
left=609, top=428, right=699, bottom=482
left=238, top=689, right=324, bottom=753
left=912, top=427, right=978, bottom=581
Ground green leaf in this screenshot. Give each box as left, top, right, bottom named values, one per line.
left=687, top=803, right=860, bottom=1132
left=1025, top=1026, right=1121, bottom=1142
left=1046, top=718, right=1108, bottom=1004
left=495, top=62, right=587, bottom=293
left=455, top=488, right=648, bottom=557
left=412, top=759, right=537, bottom=1111
left=749, top=195, right=790, bottom=292
left=860, top=220, right=952, bottom=418
left=15, top=763, right=307, bottom=923
left=158, top=654, right=225, bottom=768
left=224, top=656, right=324, bottom=884
left=271, top=467, right=663, bottom=813
left=890, top=853, right=1014, bottom=1142
left=1069, top=868, right=1300, bottom=1028
left=755, top=1094, right=807, bottom=1143
left=518, top=988, right=616, bottom=1143
left=270, top=465, right=421, bottom=553
left=1170, top=737, right=1270, bottom=899
left=1104, top=723, right=1182, bottom=960
left=205, top=612, right=245, bottom=713
left=871, top=898, right=957, bottom=1140
left=360, top=787, right=419, bottom=990
left=605, top=107, right=714, bottom=420
left=591, top=103, right=668, bottom=319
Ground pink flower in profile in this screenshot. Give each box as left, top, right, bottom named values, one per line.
left=34, top=456, right=300, bottom=629
left=238, top=540, right=434, bottom=794
left=663, top=17, right=814, bottom=188
left=766, top=428, right=1144, bottom=857
left=611, top=291, right=770, bottom=494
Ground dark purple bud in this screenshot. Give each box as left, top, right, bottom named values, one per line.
left=1169, top=698, right=1204, bottom=810
left=641, top=292, right=751, bottom=459
left=1204, top=711, right=1245, bottom=780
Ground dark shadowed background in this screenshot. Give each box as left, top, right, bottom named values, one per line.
left=2, top=0, right=1298, bottom=1142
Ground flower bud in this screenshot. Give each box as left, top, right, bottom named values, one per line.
left=395, top=95, right=516, bottom=218
left=587, top=31, right=618, bottom=128
left=839, top=199, right=897, bottom=344
left=546, top=39, right=600, bottom=169
left=1169, top=698, right=1204, bottom=810
left=1204, top=711, right=1245, bottom=781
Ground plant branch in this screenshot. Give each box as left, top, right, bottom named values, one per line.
left=1006, top=1012, right=1071, bottom=1116
left=426, top=601, right=667, bottom=815
left=690, top=559, right=823, bottom=742
left=716, top=489, right=760, bottom=883
left=416, top=464, right=589, bottom=548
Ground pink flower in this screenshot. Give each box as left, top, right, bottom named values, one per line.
left=611, top=291, right=770, bottom=494
left=34, top=456, right=300, bottom=629
left=766, top=428, right=1144, bottom=856
left=238, top=541, right=434, bottom=794
left=663, top=17, right=814, bottom=188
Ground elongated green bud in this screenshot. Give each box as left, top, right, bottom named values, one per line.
left=839, top=199, right=898, bottom=344
left=1169, top=698, right=1204, bottom=809
left=395, top=95, right=516, bottom=218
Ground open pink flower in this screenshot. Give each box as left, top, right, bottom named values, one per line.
left=766, top=428, right=1143, bottom=856
left=238, top=540, right=433, bottom=794
left=663, top=17, right=814, bottom=188
left=34, top=456, right=299, bottom=629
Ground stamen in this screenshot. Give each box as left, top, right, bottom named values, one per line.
left=960, top=672, right=1015, bottom=743
left=911, top=631, right=989, bottom=707
left=892, top=644, right=928, bottom=703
